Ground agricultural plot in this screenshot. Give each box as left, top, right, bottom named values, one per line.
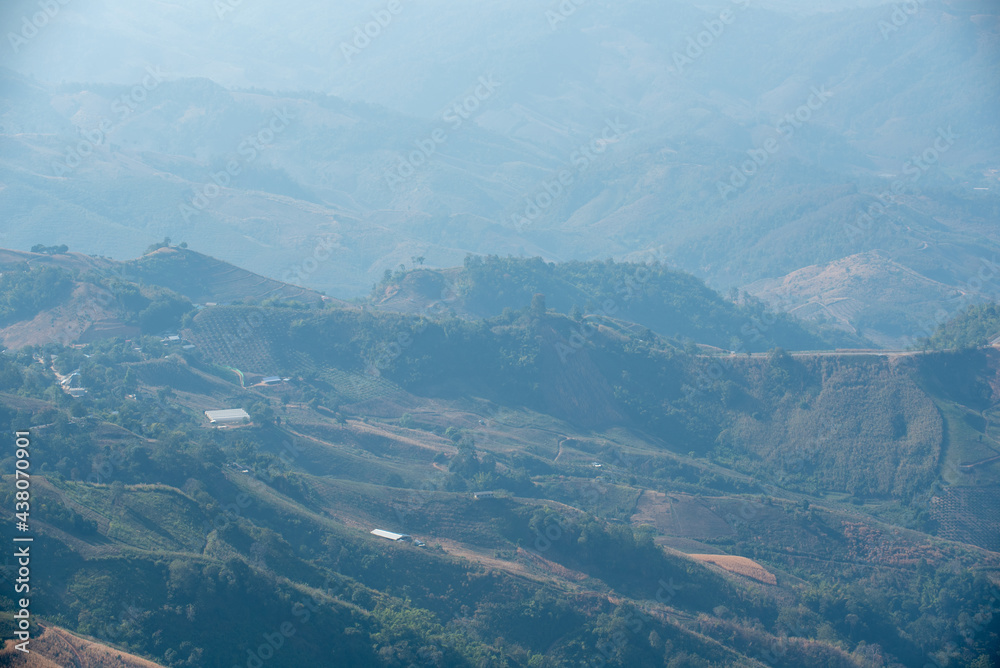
left=631, top=490, right=734, bottom=539
left=931, top=486, right=1000, bottom=552
left=58, top=483, right=208, bottom=553
left=185, top=307, right=299, bottom=374
left=688, top=554, right=777, bottom=585
left=320, top=368, right=403, bottom=403
left=538, top=478, right=642, bottom=521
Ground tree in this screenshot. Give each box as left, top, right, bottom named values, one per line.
left=530, top=293, right=546, bottom=317
left=145, top=237, right=172, bottom=254
left=31, top=244, right=69, bottom=255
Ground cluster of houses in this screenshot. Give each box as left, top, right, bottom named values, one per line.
left=160, top=334, right=195, bottom=350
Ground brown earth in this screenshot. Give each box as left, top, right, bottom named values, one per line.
left=688, top=554, right=778, bottom=585
left=0, top=625, right=165, bottom=667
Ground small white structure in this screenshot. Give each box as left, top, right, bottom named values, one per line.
left=205, top=408, right=250, bottom=425
left=370, top=529, right=412, bottom=542
left=473, top=491, right=497, bottom=500
left=262, top=376, right=282, bottom=385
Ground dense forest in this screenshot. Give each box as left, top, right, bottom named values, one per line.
left=924, top=303, right=1000, bottom=350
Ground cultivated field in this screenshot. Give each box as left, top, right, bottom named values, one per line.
left=688, top=554, right=778, bottom=585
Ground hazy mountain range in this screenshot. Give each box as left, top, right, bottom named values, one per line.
left=1, top=0, right=998, bottom=346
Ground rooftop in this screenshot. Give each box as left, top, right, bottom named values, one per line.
left=205, top=408, right=250, bottom=423
left=370, top=529, right=411, bottom=541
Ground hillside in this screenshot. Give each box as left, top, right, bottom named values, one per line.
left=3, top=1, right=1000, bottom=665
left=0, top=246, right=344, bottom=349
left=0, top=319, right=996, bottom=665
left=924, top=302, right=1000, bottom=350
left=0, top=625, right=166, bottom=667
left=0, top=254, right=996, bottom=666
left=743, top=251, right=971, bottom=348
left=124, top=247, right=333, bottom=306
left=371, top=255, right=859, bottom=351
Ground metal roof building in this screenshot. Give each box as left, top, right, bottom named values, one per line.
left=205, top=408, right=251, bottom=424
left=370, top=529, right=412, bottom=542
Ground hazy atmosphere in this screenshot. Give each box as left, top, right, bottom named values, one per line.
left=0, top=0, right=998, bottom=666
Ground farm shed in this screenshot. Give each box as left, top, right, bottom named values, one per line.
left=205, top=408, right=251, bottom=424
left=370, top=529, right=412, bottom=542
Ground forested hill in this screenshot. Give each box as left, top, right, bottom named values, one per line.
left=924, top=303, right=1000, bottom=350
left=372, top=255, right=862, bottom=352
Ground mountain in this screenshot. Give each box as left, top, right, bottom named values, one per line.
left=743, top=250, right=974, bottom=348
left=370, top=255, right=861, bottom=351
left=1, top=0, right=998, bottom=346
left=0, top=245, right=343, bottom=349
left=0, top=247, right=997, bottom=667
left=2, top=1, right=1000, bottom=664
left=124, top=246, right=334, bottom=306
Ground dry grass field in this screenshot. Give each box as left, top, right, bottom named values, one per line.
left=688, top=554, right=777, bottom=585
left=0, top=625, right=164, bottom=667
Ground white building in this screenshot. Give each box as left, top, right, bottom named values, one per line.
left=205, top=408, right=251, bottom=425
left=370, top=529, right=412, bottom=542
